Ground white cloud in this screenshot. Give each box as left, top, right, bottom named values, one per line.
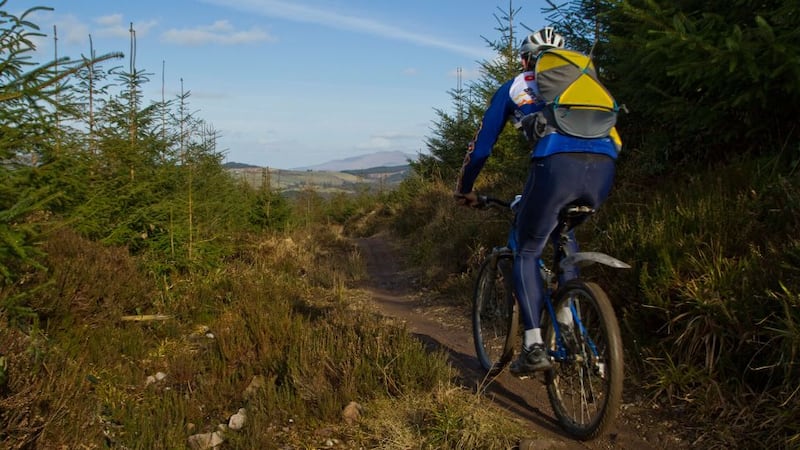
left=162, top=20, right=274, bottom=45
left=56, top=14, right=91, bottom=46
left=95, top=14, right=123, bottom=26
left=25, top=11, right=159, bottom=47
left=402, top=68, right=418, bottom=76
left=93, top=14, right=158, bottom=39
left=205, top=20, right=234, bottom=32
left=201, top=0, right=490, bottom=58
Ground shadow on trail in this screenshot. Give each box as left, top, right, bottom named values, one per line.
left=410, top=331, right=586, bottom=445
left=355, top=234, right=671, bottom=450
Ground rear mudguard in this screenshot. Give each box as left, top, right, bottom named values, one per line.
left=560, top=251, right=630, bottom=270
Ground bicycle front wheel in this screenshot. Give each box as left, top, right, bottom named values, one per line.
left=472, top=252, right=518, bottom=375
left=545, top=280, right=623, bottom=440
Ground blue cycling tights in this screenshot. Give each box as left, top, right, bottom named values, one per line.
left=513, top=152, right=616, bottom=331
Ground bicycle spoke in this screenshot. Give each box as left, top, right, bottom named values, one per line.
left=545, top=281, right=623, bottom=440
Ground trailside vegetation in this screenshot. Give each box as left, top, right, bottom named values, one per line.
left=389, top=0, right=800, bottom=447
left=0, top=3, right=531, bottom=449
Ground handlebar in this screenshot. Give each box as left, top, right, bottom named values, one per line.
left=476, top=195, right=511, bottom=209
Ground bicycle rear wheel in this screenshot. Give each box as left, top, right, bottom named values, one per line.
left=544, top=280, right=623, bottom=440
left=472, top=252, right=518, bottom=374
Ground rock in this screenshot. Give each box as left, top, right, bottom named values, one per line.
left=145, top=372, right=167, bottom=386
left=187, top=431, right=224, bottom=450
left=342, top=401, right=363, bottom=425
left=244, top=375, right=266, bottom=399
left=228, top=408, right=246, bottom=430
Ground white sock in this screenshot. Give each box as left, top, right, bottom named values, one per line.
left=523, top=328, right=543, bottom=349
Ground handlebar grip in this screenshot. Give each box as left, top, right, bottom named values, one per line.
left=482, top=196, right=511, bottom=209
left=466, top=193, right=513, bottom=209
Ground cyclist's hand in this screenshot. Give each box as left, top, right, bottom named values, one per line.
left=454, top=191, right=480, bottom=207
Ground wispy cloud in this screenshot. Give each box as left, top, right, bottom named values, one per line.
left=21, top=11, right=158, bottom=47
left=162, top=20, right=274, bottom=45
left=95, top=14, right=124, bottom=27
left=54, top=14, right=90, bottom=46
left=201, top=0, right=489, bottom=58
left=93, top=14, right=158, bottom=39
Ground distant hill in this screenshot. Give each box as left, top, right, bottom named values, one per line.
left=342, top=165, right=410, bottom=185
left=295, top=151, right=416, bottom=172
left=223, top=151, right=417, bottom=195
left=226, top=165, right=409, bottom=196
left=222, top=162, right=260, bottom=169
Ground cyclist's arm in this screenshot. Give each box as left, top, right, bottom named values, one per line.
left=456, top=80, right=516, bottom=195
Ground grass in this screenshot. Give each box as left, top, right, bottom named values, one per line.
left=0, top=222, right=532, bottom=449
left=575, top=160, right=800, bottom=446
left=359, top=384, right=527, bottom=450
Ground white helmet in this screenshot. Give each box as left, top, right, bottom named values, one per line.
left=519, top=26, right=565, bottom=57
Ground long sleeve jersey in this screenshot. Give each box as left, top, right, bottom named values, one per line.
left=456, top=71, right=621, bottom=194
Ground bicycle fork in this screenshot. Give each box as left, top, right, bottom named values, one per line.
left=540, top=255, right=604, bottom=370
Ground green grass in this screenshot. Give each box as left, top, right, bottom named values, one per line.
left=587, top=161, right=800, bottom=446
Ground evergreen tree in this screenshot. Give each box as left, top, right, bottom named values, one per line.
left=413, top=2, right=530, bottom=189
left=0, top=4, right=118, bottom=284
left=602, top=0, right=800, bottom=170
left=250, top=188, right=292, bottom=231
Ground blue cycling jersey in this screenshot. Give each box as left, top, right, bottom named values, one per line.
left=457, top=71, right=619, bottom=194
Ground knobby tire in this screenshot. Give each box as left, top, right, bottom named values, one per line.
left=472, top=253, right=518, bottom=375
left=544, top=280, right=623, bottom=440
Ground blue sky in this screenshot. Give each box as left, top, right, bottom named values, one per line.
left=11, top=0, right=551, bottom=169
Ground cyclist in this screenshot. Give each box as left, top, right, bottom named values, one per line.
left=455, top=27, right=620, bottom=376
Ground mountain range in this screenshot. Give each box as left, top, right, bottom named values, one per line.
left=292, top=150, right=417, bottom=172
left=223, top=150, right=417, bottom=195
left=225, top=150, right=418, bottom=172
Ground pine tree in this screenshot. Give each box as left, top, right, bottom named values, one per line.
left=413, top=2, right=530, bottom=189
left=601, top=0, right=800, bottom=168
left=0, top=4, right=117, bottom=284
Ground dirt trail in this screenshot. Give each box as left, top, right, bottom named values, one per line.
left=355, top=233, right=688, bottom=450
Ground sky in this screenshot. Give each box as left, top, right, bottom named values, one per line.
left=10, top=0, right=551, bottom=169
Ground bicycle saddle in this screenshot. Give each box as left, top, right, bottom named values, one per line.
left=559, top=204, right=595, bottom=229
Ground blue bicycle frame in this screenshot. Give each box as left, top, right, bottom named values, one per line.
left=503, top=201, right=629, bottom=364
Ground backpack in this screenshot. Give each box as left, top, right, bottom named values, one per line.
left=534, top=48, right=618, bottom=139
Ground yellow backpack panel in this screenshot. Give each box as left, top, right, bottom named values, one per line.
left=535, top=48, right=618, bottom=139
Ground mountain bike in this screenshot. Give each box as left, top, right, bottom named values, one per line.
left=471, top=194, right=628, bottom=440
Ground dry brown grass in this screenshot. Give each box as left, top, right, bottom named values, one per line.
left=0, top=223, right=531, bottom=449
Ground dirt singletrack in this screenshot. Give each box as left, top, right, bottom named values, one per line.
left=355, top=233, right=689, bottom=450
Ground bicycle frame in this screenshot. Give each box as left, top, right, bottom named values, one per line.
left=473, top=194, right=628, bottom=439
left=493, top=197, right=630, bottom=364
